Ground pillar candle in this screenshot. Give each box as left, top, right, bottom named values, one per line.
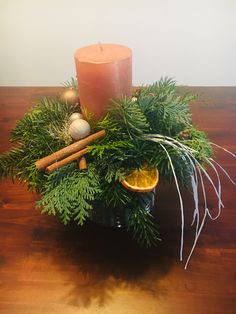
left=74, top=43, right=132, bottom=121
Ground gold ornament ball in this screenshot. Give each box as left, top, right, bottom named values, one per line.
left=69, top=112, right=83, bottom=123
left=60, top=88, right=79, bottom=105
left=69, top=119, right=91, bottom=140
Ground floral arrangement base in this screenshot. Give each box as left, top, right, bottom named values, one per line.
left=0, top=78, right=235, bottom=268
left=90, top=191, right=155, bottom=228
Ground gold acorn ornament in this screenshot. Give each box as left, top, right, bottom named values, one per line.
left=60, top=88, right=79, bottom=105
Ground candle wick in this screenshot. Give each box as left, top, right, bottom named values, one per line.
left=98, top=42, right=103, bottom=53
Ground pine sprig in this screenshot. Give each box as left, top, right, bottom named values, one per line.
left=62, top=77, right=78, bottom=89
left=182, top=128, right=213, bottom=162
left=0, top=146, right=47, bottom=190
left=127, top=206, right=161, bottom=247
left=88, top=140, right=132, bottom=159
left=101, top=180, right=132, bottom=208
left=11, top=97, right=78, bottom=146
left=138, top=77, right=196, bottom=135
left=0, top=97, right=80, bottom=191
left=0, top=147, right=26, bottom=180
left=104, top=166, right=126, bottom=183
left=108, top=97, right=150, bottom=138
left=95, top=115, right=121, bottom=135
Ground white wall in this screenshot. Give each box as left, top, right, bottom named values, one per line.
left=0, top=0, right=236, bottom=86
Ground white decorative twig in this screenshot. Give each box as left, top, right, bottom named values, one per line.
left=144, top=133, right=235, bottom=268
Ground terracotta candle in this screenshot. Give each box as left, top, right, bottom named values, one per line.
left=74, top=43, right=132, bottom=121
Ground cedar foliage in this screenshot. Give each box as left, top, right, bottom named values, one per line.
left=37, top=163, right=101, bottom=225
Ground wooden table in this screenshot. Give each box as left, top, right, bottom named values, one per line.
left=0, top=87, right=235, bottom=314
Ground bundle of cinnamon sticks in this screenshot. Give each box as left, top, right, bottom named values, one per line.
left=35, top=130, right=106, bottom=173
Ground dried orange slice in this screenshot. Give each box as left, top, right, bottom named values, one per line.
left=121, top=166, right=159, bottom=193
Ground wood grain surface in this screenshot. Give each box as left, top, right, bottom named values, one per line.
left=0, top=87, right=235, bottom=314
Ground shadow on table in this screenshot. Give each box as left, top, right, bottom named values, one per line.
left=55, top=219, right=177, bottom=308
left=30, top=183, right=186, bottom=307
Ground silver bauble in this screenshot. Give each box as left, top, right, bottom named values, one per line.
left=69, top=112, right=83, bottom=123
left=68, top=119, right=91, bottom=140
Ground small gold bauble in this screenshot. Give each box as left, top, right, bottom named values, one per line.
left=68, top=119, right=91, bottom=140
left=69, top=112, right=83, bottom=123
left=60, top=88, right=79, bottom=105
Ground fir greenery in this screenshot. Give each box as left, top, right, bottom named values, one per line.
left=127, top=206, right=160, bottom=247
left=1, top=97, right=79, bottom=190
left=0, top=77, right=219, bottom=250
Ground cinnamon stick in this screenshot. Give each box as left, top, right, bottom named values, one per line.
left=35, top=129, right=105, bottom=171
left=78, top=156, right=87, bottom=171
left=46, top=148, right=89, bottom=173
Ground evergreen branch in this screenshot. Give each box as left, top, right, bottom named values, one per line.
left=88, top=140, right=132, bottom=159
left=0, top=146, right=47, bottom=190
left=127, top=206, right=161, bottom=247
left=101, top=180, right=133, bottom=208
left=11, top=97, right=78, bottom=147
left=104, top=166, right=126, bottom=183
left=37, top=163, right=101, bottom=225
left=138, top=77, right=196, bottom=135
left=95, top=115, right=121, bottom=134
left=109, top=97, right=150, bottom=138
left=0, top=147, right=25, bottom=180
left=181, top=128, right=213, bottom=162
left=62, top=77, right=78, bottom=89
left=0, top=97, right=81, bottom=191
